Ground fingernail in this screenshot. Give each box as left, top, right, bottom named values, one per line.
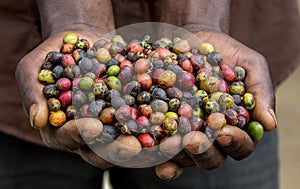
left=217, top=135, right=233, bottom=146
left=155, top=162, right=183, bottom=181
left=262, top=108, right=277, bottom=131
left=29, top=104, right=38, bottom=128
left=268, top=109, right=277, bottom=128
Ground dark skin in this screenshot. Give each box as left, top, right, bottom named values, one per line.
left=15, top=0, right=276, bottom=180
left=156, top=31, right=277, bottom=179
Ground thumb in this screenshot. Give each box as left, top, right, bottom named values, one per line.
left=15, top=31, right=105, bottom=129
left=29, top=103, right=49, bottom=129
left=155, top=161, right=183, bottom=181
left=196, top=32, right=277, bottom=131
left=241, top=55, right=277, bottom=131
left=16, top=50, right=50, bottom=129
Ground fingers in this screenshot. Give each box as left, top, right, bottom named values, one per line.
left=196, top=32, right=277, bottom=131
left=242, top=57, right=277, bottom=131
left=40, top=118, right=103, bottom=150
left=216, top=125, right=256, bottom=160
left=158, top=134, right=195, bottom=168
left=171, top=150, right=195, bottom=167
left=16, top=58, right=49, bottom=129
left=182, top=131, right=226, bottom=170
left=28, top=101, right=49, bottom=129
left=41, top=119, right=142, bottom=169
left=15, top=42, right=61, bottom=129
left=159, top=134, right=183, bottom=158
left=155, top=161, right=183, bottom=181
left=77, top=145, right=114, bottom=169
left=104, top=134, right=142, bottom=165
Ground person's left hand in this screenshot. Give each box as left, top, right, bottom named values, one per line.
left=155, top=31, right=277, bottom=180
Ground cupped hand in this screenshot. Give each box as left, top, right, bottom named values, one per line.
left=15, top=31, right=136, bottom=169
left=155, top=31, right=277, bottom=180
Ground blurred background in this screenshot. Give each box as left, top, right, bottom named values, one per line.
left=277, top=65, right=300, bottom=188
left=277, top=2, right=300, bottom=188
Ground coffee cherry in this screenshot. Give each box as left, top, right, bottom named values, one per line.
left=248, top=121, right=264, bottom=141
left=49, top=110, right=66, bottom=127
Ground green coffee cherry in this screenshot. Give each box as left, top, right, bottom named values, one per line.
left=88, top=92, right=96, bottom=102
left=165, top=112, right=178, bottom=119
left=63, top=33, right=78, bottom=45
left=248, top=121, right=264, bottom=140
left=105, top=76, right=122, bottom=91
left=193, top=107, right=205, bottom=118
left=79, top=76, right=94, bottom=90
left=204, top=99, right=220, bottom=114
left=107, top=65, right=120, bottom=76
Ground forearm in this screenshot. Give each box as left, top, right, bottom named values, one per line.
left=37, top=0, right=115, bottom=39
left=160, top=0, right=231, bottom=34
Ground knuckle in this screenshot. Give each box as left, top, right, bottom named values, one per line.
left=15, top=55, right=30, bottom=78
left=40, top=127, right=69, bottom=150
left=41, top=133, right=58, bottom=148
left=249, top=52, right=268, bottom=69
left=254, top=53, right=267, bottom=64
left=79, top=147, right=112, bottom=169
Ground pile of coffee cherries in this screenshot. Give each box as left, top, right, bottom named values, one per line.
left=38, top=33, right=264, bottom=148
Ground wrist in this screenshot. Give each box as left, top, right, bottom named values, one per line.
left=161, top=0, right=231, bottom=34
left=47, top=23, right=114, bottom=41
left=180, top=24, right=224, bottom=34
left=37, top=0, right=115, bottom=39
left=41, top=30, right=106, bottom=47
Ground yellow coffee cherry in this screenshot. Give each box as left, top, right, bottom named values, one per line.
left=199, top=42, right=215, bottom=55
